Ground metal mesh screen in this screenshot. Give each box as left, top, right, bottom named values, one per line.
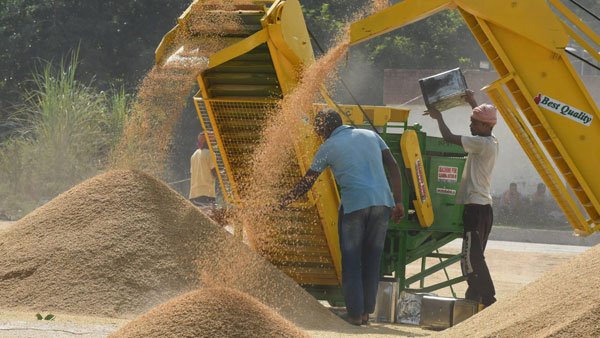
left=198, top=98, right=286, bottom=201
left=195, top=98, right=236, bottom=201
left=195, top=97, right=339, bottom=285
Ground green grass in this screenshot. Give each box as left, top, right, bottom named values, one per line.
left=0, top=51, right=130, bottom=219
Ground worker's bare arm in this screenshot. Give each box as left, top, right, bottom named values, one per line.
left=211, top=168, right=218, bottom=178
left=464, top=89, right=478, bottom=109
left=382, top=149, right=405, bottom=223
left=423, top=108, right=462, bottom=146
left=278, top=169, right=321, bottom=208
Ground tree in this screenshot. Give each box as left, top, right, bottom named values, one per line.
left=0, top=0, right=189, bottom=138
left=0, top=53, right=129, bottom=219
left=301, top=0, right=481, bottom=104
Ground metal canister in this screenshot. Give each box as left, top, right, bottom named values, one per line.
left=419, top=68, right=468, bottom=111
left=372, top=278, right=399, bottom=323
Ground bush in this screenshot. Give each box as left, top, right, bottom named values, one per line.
left=0, top=52, right=129, bottom=219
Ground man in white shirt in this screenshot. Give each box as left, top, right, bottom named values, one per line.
left=425, top=90, right=499, bottom=308
left=189, top=132, right=217, bottom=206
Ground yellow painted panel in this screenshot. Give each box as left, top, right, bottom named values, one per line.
left=276, top=0, right=315, bottom=65
left=401, top=130, right=434, bottom=227
left=484, top=80, right=592, bottom=234
left=155, top=25, right=180, bottom=65
left=457, top=0, right=569, bottom=51
left=483, top=20, right=600, bottom=221
left=350, top=0, right=453, bottom=45
left=209, top=29, right=269, bottom=68
left=390, top=108, right=410, bottom=123
left=266, top=34, right=301, bottom=94
left=313, top=103, right=410, bottom=126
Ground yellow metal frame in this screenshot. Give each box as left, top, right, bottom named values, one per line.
left=209, top=30, right=269, bottom=69
left=259, top=0, right=315, bottom=94
left=195, top=74, right=233, bottom=202
left=292, top=122, right=342, bottom=281
left=458, top=7, right=600, bottom=234
left=193, top=97, right=245, bottom=204
left=350, top=0, right=600, bottom=234
left=182, top=0, right=344, bottom=284
left=155, top=1, right=273, bottom=65
left=158, top=0, right=600, bottom=291
left=483, top=77, right=590, bottom=234
left=547, top=0, right=600, bottom=66
left=313, top=104, right=410, bottom=126
left=194, top=93, right=344, bottom=282
left=350, top=0, right=455, bottom=45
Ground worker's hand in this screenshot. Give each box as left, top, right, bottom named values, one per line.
left=423, top=108, right=442, bottom=120
left=391, top=202, right=405, bottom=223
left=464, top=89, right=477, bottom=107
left=464, top=89, right=474, bottom=100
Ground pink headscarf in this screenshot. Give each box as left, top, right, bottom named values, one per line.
left=472, top=104, right=498, bottom=126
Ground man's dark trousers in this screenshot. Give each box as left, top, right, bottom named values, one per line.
left=461, top=204, right=496, bottom=306
left=338, top=205, right=390, bottom=317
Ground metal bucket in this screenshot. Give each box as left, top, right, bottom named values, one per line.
left=397, top=291, right=432, bottom=325
left=419, top=68, right=468, bottom=111
left=419, top=295, right=480, bottom=330
left=419, top=295, right=455, bottom=330
left=372, top=278, right=399, bottom=323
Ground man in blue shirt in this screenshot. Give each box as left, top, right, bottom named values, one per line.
left=279, top=108, right=404, bottom=325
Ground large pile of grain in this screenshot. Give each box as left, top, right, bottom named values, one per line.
left=441, top=243, right=600, bottom=337
left=109, top=287, right=310, bottom=338
left=0, top=170, right=344, bottom=329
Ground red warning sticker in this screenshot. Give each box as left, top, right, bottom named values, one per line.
left=436, top=188, right=456, bottom=195
left=438, top=166, right=458, bottom=184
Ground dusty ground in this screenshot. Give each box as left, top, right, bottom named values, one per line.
left=0, top=220, right=588, bottom=337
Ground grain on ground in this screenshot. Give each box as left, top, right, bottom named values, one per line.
left=0, top=170, right=344, bottom=329
left=109, top=287, right=310, bottom=338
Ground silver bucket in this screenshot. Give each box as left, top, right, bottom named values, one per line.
left=419, top=68, right=468, bottom=111
left=372, top=278, right=399, bottom=323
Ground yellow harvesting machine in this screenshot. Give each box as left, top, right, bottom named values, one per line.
left=156, top=0, right=600, bottom=297
left=155, top=0, right=413, bottom=287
